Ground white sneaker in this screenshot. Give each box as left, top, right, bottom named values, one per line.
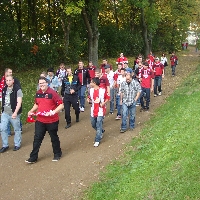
left=115, top=115, right=121, bottom=120
left=93, top=142, right=100, bottom=147
left=154, top=94, right=157, bottom=97
left=158, top=92, right=162, bottom=96
left=80, top=107, right=84, bottom=112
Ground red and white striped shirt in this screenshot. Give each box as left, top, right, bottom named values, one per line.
left=89, top=88, right=109, bottom=117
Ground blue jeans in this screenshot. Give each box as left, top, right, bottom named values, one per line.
left=78, top=85, right=87, bottom=108
left=110, top=88, right=114, bottom=113
left=140, top=87, right=150, bottom=109
left=171, top=65, right=176, bottom=75
left=121, top=102, right=136, bottom=130
left=90, top=116, right=104, bottom=142
left=154, top=76, right=162, bottom=95
left=7, top=121, right=23, bottom=136
left=0, top=112, right=22, bottom=147
left=116, top=94, right=121, bottom=116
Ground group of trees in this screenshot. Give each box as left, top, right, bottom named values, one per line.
left=0, top=0, right=199, bottom=69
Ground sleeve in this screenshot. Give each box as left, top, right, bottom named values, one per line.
left=17, top=89, right=23, bottom=98
left=86, top=69, right=91, bottom=84
left=105, top=77, right=110, bottom=87
left=61, top=79, right=65, bottom=97
left=53, top=91, right=63, bottom=105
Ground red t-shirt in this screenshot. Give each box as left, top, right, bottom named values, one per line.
left=152, top=62, right=164, bottom=76
left=99, top=75, right=110, bottom=89
left=141, top=68, right=154, bottom=88
left=87, top=65, right=96, bottom=79
left=35, top=87, right=63, bottom=123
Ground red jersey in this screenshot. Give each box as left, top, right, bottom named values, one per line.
left=141, top=68, right=154, bottom=88
left=152, top=62, right=164, bottom=76
left=99, top=75, right=110, bottom=89
left=113, top=69, right=121, bottom=81
left=87, top=65, right=96, bottom=80
left=170, top=55, right=178, bottom=66
left=89, top=88, right=109, bottom=117
left=100, top=64, right=113, bottom=74
left=35, top=87, right=63, bottom=123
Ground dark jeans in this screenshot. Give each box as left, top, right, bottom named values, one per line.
left=140, top=87, right=150, bottom=109
left=154, top=76, right=162, bottom=95
left=171, top=65, right=176, bottom=75
left=29, top=121, right=62, bottom=161
left=64, top=94, right=80, bottom=124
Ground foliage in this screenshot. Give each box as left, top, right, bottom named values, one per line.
left=83, top=62, right=200, bottom=200
left=0, top=0, right=199, bottom=69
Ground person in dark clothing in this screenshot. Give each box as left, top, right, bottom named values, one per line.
left=74, top=61, right=90, bottom=112
left=61, top=66, right=81, bottom=129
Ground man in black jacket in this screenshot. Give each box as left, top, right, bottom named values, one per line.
left=0, top=75, right=23, bottom=153
left=61, top=66, right=81, bottom=129
left=74, top=61, right=90, bottom=112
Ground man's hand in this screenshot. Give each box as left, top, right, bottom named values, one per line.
left=12, top=112, right=17, bottom=119
left=70, top=89, right=75, bottom=94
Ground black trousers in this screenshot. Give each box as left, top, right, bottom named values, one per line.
left=64, top=94, right=80, bottom=124
left=30, top=121, right=62, bottom=161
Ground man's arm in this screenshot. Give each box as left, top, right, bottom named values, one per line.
left=12, top=96, right=22, bottom=118
left=28, top=103, right=38, bottom=117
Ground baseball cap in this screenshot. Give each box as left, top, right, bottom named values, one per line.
left=126, top=68, right=133, bottom=74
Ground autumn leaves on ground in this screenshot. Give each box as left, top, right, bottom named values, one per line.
left=0, top=47, right=199, bottom=200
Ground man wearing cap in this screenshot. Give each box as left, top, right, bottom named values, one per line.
left=100, top=59, right=113, bottom=74
left=152, top=57, right=164, bottom=96
left=120, top=73, right=141, bottom=133
left=46, top=68, right=59, bottom=92
left=104, top=65, right=115, bottom=114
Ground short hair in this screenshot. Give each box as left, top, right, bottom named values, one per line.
left=38, top=77, right=48, bottom=83
left=121, top=68, right=125, bottom=71
left=95, top=68, right=101, bottom=73
left=143, top=62, right=149, bottom=66
left=91, top=77, right=100, bottom=86
left=66, top=66, right=72, bottom=70
left=5, top=75, right=13, bottom=79
left=41, top=71, right=47, bottom=76
left=5, top=68, right=12, bottom=73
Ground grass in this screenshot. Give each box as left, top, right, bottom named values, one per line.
left=83, top=65, right=200, bottom=199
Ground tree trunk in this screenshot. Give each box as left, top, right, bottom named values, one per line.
left=141, top=8, right=149, bottom=58
left=82, top=1, right=99, bottom=67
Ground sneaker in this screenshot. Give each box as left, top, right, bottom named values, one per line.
left=120, top=129, right=126, bottom=133
left=80, top=107, right=84, bottom=112
left=109, top=112, right=113, bottom=114
left=25, top=158, right=37, bottom=164
left=13, top=146, right=20, bottom=151
left=115, top=115, right=121, bottom=120
left=154, top=94, right=157, bottom=97
left=0, top=146, right=9, bottom=153
left=65, top=123, right=71, bottom=129
left=158, top=92, right=162, bottom=96
left=52, top=157, right=61, bottom=161
left=136, top=103, right=140, bottom=106
left=94, top=142, right=100, bottom=147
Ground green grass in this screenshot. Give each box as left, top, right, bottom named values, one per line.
left=83, top=65, right=200, bottom=199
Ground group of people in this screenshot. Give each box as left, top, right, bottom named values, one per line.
left=0, top=51, right=179, bottom=163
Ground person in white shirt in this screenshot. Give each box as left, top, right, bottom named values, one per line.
left=160, top=53, right=168, bottom=67
left=115, top=68, right=126, bottom=119
left=104, top=65, right=115, bottom=114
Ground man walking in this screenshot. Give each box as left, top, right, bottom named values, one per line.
left=0, top=75, right=23, bottom=152
left=61, top=66, right=80, bottom=129
left=120, top=73, right=141, bottom=133
left=26, top=77, right=64, bottom=163
left=170, top=52, right=178, bottom=76
left=74, top=61, right=90, bottom=112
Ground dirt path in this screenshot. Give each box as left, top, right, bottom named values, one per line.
left=0, top=47, right=199, bottom=200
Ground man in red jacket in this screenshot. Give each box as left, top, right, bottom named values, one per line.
left=170, top=52, right=178, bottom=76
left=152, top=57, right=164, bottom=96
left=140, top=62, right=154, bottom=111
